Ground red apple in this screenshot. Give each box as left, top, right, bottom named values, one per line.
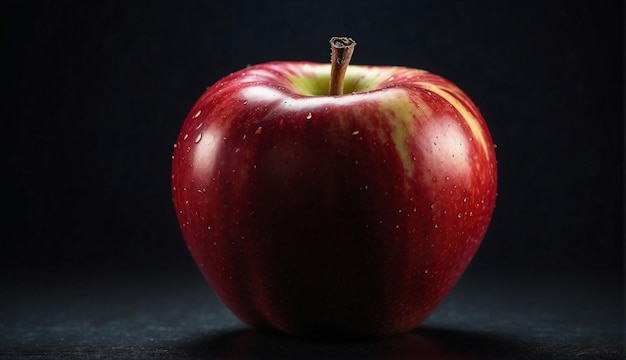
left=171, top=38, right=497, bottom=338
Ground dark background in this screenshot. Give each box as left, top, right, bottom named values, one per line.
left=1, top=0, right=624, bottom=358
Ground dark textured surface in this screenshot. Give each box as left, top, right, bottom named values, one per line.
left=1, top=269, right=622, bottom=359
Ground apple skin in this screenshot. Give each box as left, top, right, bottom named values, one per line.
left=171, top=61, right=497, bottom=338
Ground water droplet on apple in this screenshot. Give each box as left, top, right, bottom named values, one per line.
left=457, top=213, right=462, bottom=218
left=192, top=110, right=202, bottom=118
left=469, top=211, right=473, bottom=216
left=255, top=127, right=263, bottom=135
left=195, top=122, right=203, bottom=130
left=463, top=197, right=467, bottom=203
left=445, top=176, right=450, bottom=181
left=424, top=269, right=429, bottom=274
left=306, top=112, right=312, bottom=120
left=352, top=130, right=360, bottom=136
left=434, top=224, right=438, bottom=228
left=194, top=133, right=202, bottom=144
left=183, top=133, right=189, bottom=140
left=173, top=143, right=177, bottom=148
left=430, top=204, right=435, bottom=209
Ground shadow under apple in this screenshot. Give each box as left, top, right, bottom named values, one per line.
left=176, top=326, right=531, bottom=359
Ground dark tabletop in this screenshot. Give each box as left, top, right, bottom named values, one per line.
left=1, top=268, right=622, bottom=360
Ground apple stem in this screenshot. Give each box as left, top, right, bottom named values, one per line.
left=329, top=37, right=356, bottom=96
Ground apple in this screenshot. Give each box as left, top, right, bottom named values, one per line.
left=171, top=38, right=497, bottom=338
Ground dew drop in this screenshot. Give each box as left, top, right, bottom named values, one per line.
left=457, top=213, right=462, bottom=218
left=352, top=130, right=360, bottom=135
left=192, top=110, right=202, bottom=118
left=430, top=204, right=435, bottom=209
left=255, top=127, right=263, bottom=135
left=463, top=197, right=467, bottom=203
left=194, top=133, right=202, bottom=144
left=445, top=176, right=450, bottom=181
left=183, top=133, right=189, bottom=140
left=306, top=112, right=312, bottom=120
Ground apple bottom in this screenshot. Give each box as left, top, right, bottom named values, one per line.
left=197, top=213, right=473, bottom=339
left=212, top=266, right=457, bottom=339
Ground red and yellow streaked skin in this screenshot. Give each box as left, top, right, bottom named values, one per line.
left=171, top=62, right=497, bottom=338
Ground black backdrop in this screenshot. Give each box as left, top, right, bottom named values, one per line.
left=3, top=1, right=623, bottom=283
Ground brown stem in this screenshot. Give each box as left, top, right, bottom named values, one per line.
left=329, top=37, right=356, bottom=96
